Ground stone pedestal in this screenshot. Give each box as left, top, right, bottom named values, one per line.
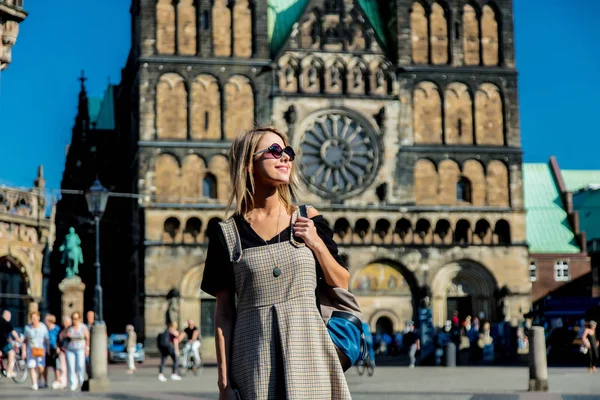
left=58, top=276, right=85, bottom=318
left=83, top=323, right=110, bottom=392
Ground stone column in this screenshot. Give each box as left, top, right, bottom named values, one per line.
left=58, top=276, right=86, bottom=318
left=85, top=323, right=110, bottom=392
left=528, top=326, right=548, bottom=391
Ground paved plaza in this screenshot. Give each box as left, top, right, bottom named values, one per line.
left=1, top=360, right=599, bottom=400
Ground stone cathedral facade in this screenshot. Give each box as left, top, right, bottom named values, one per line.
left=103, top=0, right=531, bottom=359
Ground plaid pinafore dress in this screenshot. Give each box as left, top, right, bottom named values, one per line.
left=219, top=210, right=351, bottom=400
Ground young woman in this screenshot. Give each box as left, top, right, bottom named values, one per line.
left=126, top=324, right=137, bottom=374
left=23, top=310, right=49, bottom=391
left=66, top=312, right=89, bottom=391
left=582, top=320, right=598, bottom=373
left=201, top=127, right=351, bottom=400
left=52, top=315, right=72, bottom=389
left=43, top=314, right=61, bottom=389
left=158, top=321, right=182, bottom=382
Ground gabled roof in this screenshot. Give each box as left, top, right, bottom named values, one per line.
left=94, top=84, right=116, bottom=130
left=523, top=163, right=580, bottom=254
left=355, top=0, right=387, bottom=47
left=268, top=0, right=311, bottom=58
left=573, top=188, right=600, bottom=242
left=561, top=170, right=600, bottom=192
left=267, top=0, right=387, bottom=57
left=88, top=97, right=102, bottom=125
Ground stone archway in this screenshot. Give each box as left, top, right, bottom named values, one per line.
left=0, top=255, right=34, bottom=328
left=431, top=260, right=498, bottom=327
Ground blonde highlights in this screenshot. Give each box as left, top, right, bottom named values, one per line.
left=227, top=127, right=299, bottom=216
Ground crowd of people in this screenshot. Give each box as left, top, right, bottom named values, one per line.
left=0, top=308, right=143, bottom=391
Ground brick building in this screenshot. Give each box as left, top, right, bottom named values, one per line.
left=58, top=0, right=532, bottom=359
left=523, top=157, right=600, bottom=320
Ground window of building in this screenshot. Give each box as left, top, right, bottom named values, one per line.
left=554, top=260, right=570, bottom=282
left=529, top=261, right=537, bottom=282
left=203, top=174, right=217, bottom=199
left=457, top=177, right=471, bottom=203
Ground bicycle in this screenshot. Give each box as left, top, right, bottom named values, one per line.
left=179, top=340, right=202, bottom=377
left=0, top=343, right=28, bottom=384
left=356, top=354, right=375, bottom=377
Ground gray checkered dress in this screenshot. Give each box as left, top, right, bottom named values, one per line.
left=219, top=210, right=351, bottom=400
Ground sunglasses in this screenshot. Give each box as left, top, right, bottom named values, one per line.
left=253, top=143, right=296, bottom=161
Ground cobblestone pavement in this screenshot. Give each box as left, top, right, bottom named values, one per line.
left=0, top=361, right=599, bottom=399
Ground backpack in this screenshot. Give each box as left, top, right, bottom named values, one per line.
left=156, top=329, right=171, bottom=351
left=299, top=205, right=367, bottom=371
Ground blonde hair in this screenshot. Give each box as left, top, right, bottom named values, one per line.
left=227, top=127, right=299, bottom=216
left=45, top=314, right=56, bottom=324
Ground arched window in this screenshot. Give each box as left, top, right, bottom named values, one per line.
left=163, top=217, right=181, bottom=241
left=203, top=174, right=217, bottom=199
left=457, top=177, right=471, bottom=203
left=184, top=217, right=202, bottom=242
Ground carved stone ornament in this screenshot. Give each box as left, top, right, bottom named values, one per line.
left=298, top=110, right=381, bottom=199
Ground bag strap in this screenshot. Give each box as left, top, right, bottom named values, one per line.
left=299, top=204, right=308, bottom=218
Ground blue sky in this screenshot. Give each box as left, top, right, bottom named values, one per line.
left=1, top=1, right=599, bottom=197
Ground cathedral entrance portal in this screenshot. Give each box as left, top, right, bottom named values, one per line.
left=432, top=260, right=498, bottom=327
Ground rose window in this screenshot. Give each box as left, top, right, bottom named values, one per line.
left=298, top=111, right=380, bottom=198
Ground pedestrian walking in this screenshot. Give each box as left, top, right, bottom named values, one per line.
left=201, top=127, right=351, bottom=400
left=0, top=310, right=21, bottom=379
left=66, top=312, right=89, bottom=391
left=157, top=321, right=182, bottom=381
left=52, top=315, right=71, bottom=389
left=43, top=314, right=61, bottom=388
left=403, top=321, right=420, bottom=368
left=582, top=320, right=598, bottom=373
left=23, top=310, right=49, bottom=391
left=125, top=324, right=137, bottom=374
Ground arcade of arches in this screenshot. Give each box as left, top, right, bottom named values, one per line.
left=350, top=259, right=519, bottom=335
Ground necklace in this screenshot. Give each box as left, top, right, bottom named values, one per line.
left=247, top=206, right=283, bottom=277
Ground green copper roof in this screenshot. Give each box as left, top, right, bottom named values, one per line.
left=267, top=0, right=387, bottom=57
left=95, top=85, right=115, bottom=130
left=268, top=0, right=310, bottom=57
left=573, top=189, right=600, bottom=242
left=355, top=0, right=387, bottom=47
left=523, top=163, right=580, bottom=254
left=88, top=98, right=102, bottom=124
left=561, top=170, right=600, bottom=192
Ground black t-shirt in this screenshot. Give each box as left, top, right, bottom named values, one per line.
left=184, top=326, right=198, bottom=341
left=201, top=213, right=347, bottom=297
left=403, top=331, right=419, bottom=347
left=0, top=318, right=14, bottom=348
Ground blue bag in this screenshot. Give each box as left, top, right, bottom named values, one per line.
left=299, top=205, right=367, bottom=371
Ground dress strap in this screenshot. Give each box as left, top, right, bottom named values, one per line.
left=219, top=218, right=243, bottom=263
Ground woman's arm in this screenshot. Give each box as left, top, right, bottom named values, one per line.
left=215, top=290, right=236, bottom=393
left=582, top=329, right=590, bottom=347
left=295, top=208, right=350, bottom=289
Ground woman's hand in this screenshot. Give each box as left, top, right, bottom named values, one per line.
left=294, top=216, right=325, bottom=251
left=219, top=387, right=239, bottom=400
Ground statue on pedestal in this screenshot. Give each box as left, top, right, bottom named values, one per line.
left=59, top=227, right=84, bottom=278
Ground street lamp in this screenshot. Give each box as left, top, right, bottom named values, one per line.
left=85, top=177, right=109, bottom=323
left=84, top=177, right=110, bottom=392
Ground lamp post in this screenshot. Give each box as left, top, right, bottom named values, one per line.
left=85, top=177, right=109, bottom=323
left=84, top=177, right=110, bottom=392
